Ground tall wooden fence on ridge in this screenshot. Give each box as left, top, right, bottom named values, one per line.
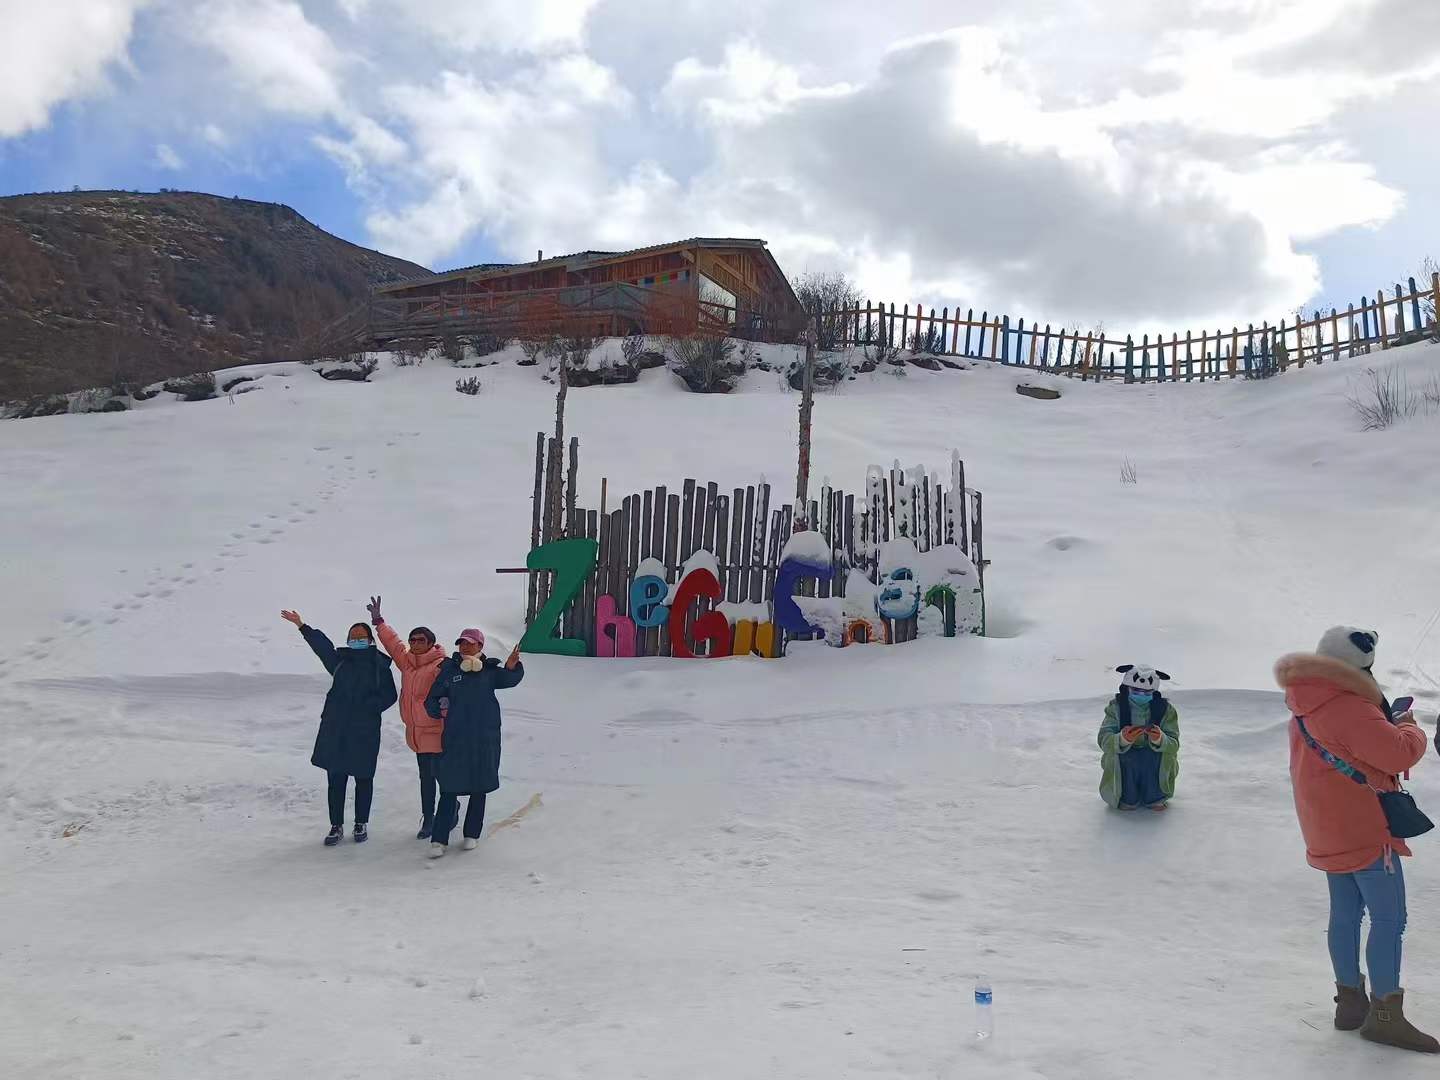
left=824, top=272, right=1440, bottom=384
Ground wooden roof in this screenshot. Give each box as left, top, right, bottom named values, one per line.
left=376, top=237, right=800, bottom=309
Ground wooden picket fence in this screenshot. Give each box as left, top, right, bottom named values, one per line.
left=825, top=272, right=1440, bottom=384
left=522, top=435, right=984, bottom=657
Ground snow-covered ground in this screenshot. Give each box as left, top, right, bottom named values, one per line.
left=2, top=341, right=1440, bottom=1078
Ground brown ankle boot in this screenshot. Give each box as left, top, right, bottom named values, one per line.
left=1335, top=980, right=1368, bottom=1031
left=1360, top=991, right=1440, bottom=1053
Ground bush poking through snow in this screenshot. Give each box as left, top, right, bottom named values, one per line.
left=391, top=352, right=422, bottom=368
left=909, top=327, right=947, bottom=356
left=440, top=331, right=465, bottom=364
left=621, top=331, right=647, bottom=367
left=547, top=333, right=599, bottom=374
left=517, top=334, right=550, bottom=367
left=1348, top=367, right=1419, bottom=430
left=1425, top=374, right=1440, bottom=411
left=11, top=394, right=70, bottom=418
left=164, top=372, right=217, bottom=401
left=793, top=271, right=862, bottom=351
left=455, top=376, right=482, bottom=396
left=69, top=388, right=119, bottom=414
left=1120, top=458, right=1138, bottom=484
left=668, top=334, right=742, bottom=393
left=467, top=329, right=510, bottom=359
left=789, top=351, right=853, bottom=391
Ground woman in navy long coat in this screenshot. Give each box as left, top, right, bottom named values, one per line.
left=423, top=628, right=523, bottom=857
left=282, top=609, right=398, bottom=846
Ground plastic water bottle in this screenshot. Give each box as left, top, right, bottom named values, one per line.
left=974, top=977, right=993, bottom=1041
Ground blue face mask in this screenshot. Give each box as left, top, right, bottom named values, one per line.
left=1128, top=690, right=1153, bottom=705
left=347, top=639, right=371, bottom=650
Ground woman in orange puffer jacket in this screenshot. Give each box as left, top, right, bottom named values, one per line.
left=368, top=595, right=449, bottom=839
left=1278, top=626, right=1433, bottom=1053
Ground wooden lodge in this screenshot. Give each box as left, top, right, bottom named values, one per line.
left=322, top=237, right=808, bottom=353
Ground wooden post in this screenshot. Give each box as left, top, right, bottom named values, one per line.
left=964, top=308, right=974, bottom=356
left=1001, top=316, right=1011, bottom=364
left=565, top=437, right=579, bottom=536
left=1124, top=335, right=1135, bottom=384
left=1394, top=285, right=1406, bottom=336
left=1184, top=330, right=1193, bottom=381
left=528, top=432, right=544, bottom=624
left=1377, top=290, right=1389, bottom=347
left=1228, top=326, right=1239, bottom=376
left=795, top=318, right=817, bottom=519
left=1141, top=333, right=1150, bottom=382
left=901, top=303, right=910, bottom=349
left=990, top=315, right=1000, bottom=361
left=940, top=306, right=949, bottom=354
left=1433, top=272, right=1440, bottom=332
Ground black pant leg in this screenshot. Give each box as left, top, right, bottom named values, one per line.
left=432, top=792, right=459, bottom=846
left=462, top=793, right=487, bottom=840
left=353, top=778, right=373, bottom=824
left=416, top=754, right=438, bottom=823
left=327, top=771, right=347, bottom=827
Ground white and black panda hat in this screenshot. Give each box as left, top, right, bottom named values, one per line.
left=1316, top=626, right=1379, bottom=672
left=1116, top=664, right=1171, bottom=692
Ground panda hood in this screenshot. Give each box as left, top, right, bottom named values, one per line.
left=1116, top=664, right=1171, bottom=693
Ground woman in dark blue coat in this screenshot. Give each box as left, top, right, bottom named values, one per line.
left=282, top=609, right=398, bottom=846
left=423, top=627, right=524, bottom=858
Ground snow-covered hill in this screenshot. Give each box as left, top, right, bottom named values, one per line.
left=2, top=343, right=1439, bottom=1078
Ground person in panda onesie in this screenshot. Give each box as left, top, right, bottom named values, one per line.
left=1098, top=664, right=1180, bottom=811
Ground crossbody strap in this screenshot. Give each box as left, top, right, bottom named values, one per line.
left=1294, top=715, right=1371, bottom=787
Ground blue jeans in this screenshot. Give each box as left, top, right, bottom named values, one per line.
left=1327, top=856, right=1407, bottom=997
left=1118, top=747, right=1166, bottom=806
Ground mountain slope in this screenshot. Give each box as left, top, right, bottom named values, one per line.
left=0, top=190, right=431, bottom=399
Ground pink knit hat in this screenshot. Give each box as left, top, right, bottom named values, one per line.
left=455, top=628, right=485, bottom=648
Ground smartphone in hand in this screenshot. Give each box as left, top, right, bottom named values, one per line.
left=1391, top=696, right=1415, bottom=720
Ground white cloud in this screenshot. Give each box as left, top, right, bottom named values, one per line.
left=199, top=122, right=229, bottom=147
left=153, top=142, right=184, bottom=169
left=664, top=40, right=850, bottom=123
left=0, top=0, right=144, bottom=138
left=359, top=57, right=631, bottom=264
left=361, top=0, right=602, bottom=54
left=192, top=0, right=346, bottom=117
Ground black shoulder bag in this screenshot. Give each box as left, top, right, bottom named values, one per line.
left=1294, top=715, right=1433, bottom=839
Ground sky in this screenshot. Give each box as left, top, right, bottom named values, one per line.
left=1, top=0, right=1437, bottom=333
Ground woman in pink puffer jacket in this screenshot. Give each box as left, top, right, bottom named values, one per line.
left=1277, top=626, right=1433, bottom=1053
left=367, top=595, right=448, bottom=839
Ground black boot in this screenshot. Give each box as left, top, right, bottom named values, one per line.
left=323, top=825, right=343, bottom=847
left=417, top=818, right=433, bottom=840
left=353, top=823, right=368, bottom=844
